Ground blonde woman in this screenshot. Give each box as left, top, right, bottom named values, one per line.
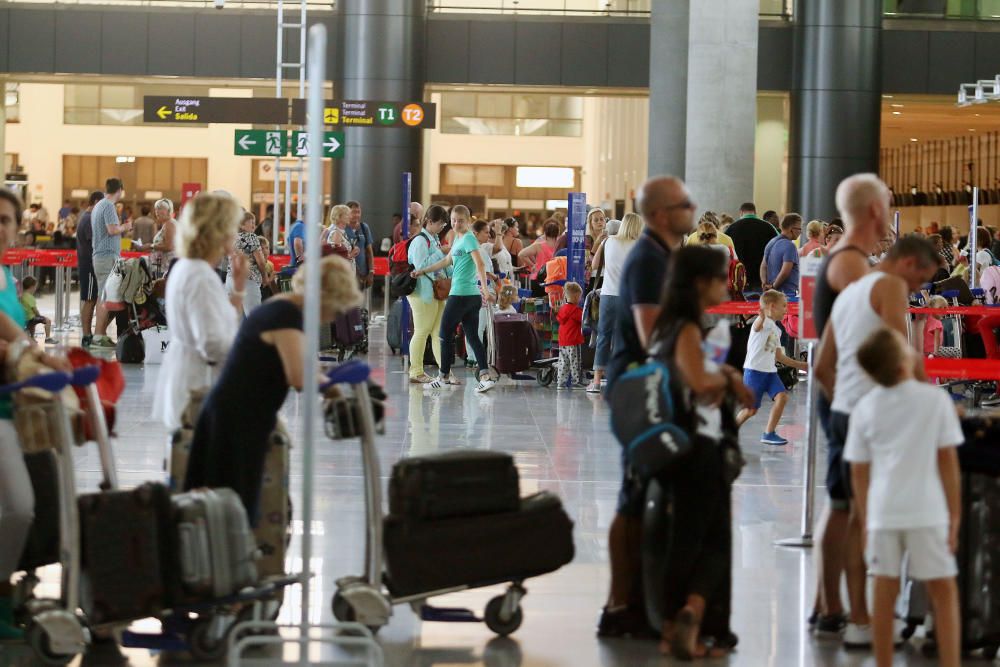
left=326, top=204, right=359, bottom=264
left=153, top=193, right=248, bottom=431
left=186, top=256, right=361, bottom=517
left=799, top=220, right=826, bottom=257
left=686, top=211, right=735, bottom=253
left=588, top=212, right=644, bottom=393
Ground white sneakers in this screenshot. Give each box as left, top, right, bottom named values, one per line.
left=842, top=622, right=872, bottom=649
left=475, top=377, right=497, bottom=393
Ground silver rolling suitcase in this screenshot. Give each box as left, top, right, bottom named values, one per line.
left=173, top=488, right=260, bottom=599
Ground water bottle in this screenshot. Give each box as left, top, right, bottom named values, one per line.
left=704, top=320, right=731, bottom=367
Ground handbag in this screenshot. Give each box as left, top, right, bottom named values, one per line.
left=433, top=277, right=452, bottom=301
left=608, top=358, right=692, bottom=480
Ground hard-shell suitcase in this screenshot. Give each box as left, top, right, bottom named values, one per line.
left=78, top=482, right=174, bottom=625
left=383, top=491, right=575, bottom=597
left=493, top=314, right=537, bottom=374
left=389, top=449, right=520, bottom=521
left=387, top=298, right=406, bottom=353
left=173, top=488, right=259, bottom=599
left=957, top=472, right=1000, bottom=651
left=18, top=451, right=60, bottom=571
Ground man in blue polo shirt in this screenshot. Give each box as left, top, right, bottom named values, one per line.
left=599, top=175, right=698, bottom=638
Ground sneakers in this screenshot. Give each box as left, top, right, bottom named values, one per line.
left=423, top=375, right=445, bottom=390
left=475, top=377, right=496, bottom=393
left=586, top=382, right=601, bottom=394
left=81, top=334, right=93, bottom=348
left=43, top=337, right=56, bottom=345
left=444, top=373, right=462, bottom=386
left=813, top=613, right=847, bottom=637
left=92, top=336, right=116, bottom=350
left=761, top=431, right=789, bottom=446
left=842, top=622, right=872, bottom=649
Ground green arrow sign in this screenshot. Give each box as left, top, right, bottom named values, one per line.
left=234, top=129, right=288, bottom=156
left=290, top=131, right=345, bottom=159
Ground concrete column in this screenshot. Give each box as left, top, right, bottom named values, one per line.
left=789, top=0, right=882, bottom=220
left=0, top=78, right=6, bottom=178
left=648, top=0, right=759, bottom=214
left=335, top=0, right=425, bottom=240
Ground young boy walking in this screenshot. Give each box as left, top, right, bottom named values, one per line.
left=556, top=281, right=585, bottom=389
left=846, top=327, right=962, bottom=667
left=20, top=276, right=55, bottom=344
left=736, top=290, right=808, bottom=444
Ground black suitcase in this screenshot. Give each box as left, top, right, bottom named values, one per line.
left=957, top=472, right=1000, bottom=653
left=389, top=450, right=520, bottom=521
left=78, top=482, right=175, bottom=625
left=115, top=329, right=145, bottom=364
left=959, top=416, right=1000, bottom=476
left=383, top=492, right=574, bottom=597
left=18, top=451, right=60, bottom=571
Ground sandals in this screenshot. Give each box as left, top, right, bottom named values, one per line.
left=671, top=607, right=700, bottom=661
left=410, top=373, right=434, bottom=384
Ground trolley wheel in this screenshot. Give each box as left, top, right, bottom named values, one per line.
left=536, top=366, right=555, bottom=387
left=26, top=623, right=75, bottom=666
left=188, top=618, right=227, bottom=661
left=483, top=595, right=523, bottom=637
left=331, top=592, right=380, bottom=635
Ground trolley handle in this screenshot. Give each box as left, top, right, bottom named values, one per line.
left=0, top=371, right=72, bottom=396
left=321, top=359, right=371, bottom=390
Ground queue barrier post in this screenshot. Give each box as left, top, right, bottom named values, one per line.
left=775, top=339, right=817, bottom=549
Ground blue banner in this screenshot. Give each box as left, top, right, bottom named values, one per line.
left=567, top=192, right=587, bottom=285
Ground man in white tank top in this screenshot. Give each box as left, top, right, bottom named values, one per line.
left=814, top=236, right=940, bottom=648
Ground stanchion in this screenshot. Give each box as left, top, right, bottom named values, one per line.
left=383, top=275, right=390, bottom=319
left=53, top=265, right=64, bottom=330
left=775, top=343, right=817, bottom=548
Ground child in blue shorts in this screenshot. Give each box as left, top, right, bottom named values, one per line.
left=736, top=290, right=808, bottom=445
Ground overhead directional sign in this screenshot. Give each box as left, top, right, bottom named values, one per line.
left=144, top=96, right=288, bottom=124
left=291, top=131, right=345, bottom=158
left=234, top=130, right=288, bottom=156
left=291, top=100, right=436, bottom=129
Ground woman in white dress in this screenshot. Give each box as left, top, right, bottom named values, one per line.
left=153, top=193, right=248, bottom=431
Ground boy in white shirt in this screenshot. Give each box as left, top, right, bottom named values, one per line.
left=845, top=327, right=962, bottom=667
left=736, top=290, right=808, bottom=445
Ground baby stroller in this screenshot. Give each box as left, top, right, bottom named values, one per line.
left=105, top=256, right=167, bottom=364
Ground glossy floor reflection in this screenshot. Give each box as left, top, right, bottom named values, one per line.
left=0, top=296, right=943, bottom=666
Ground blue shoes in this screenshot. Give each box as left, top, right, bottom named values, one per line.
left=761, top=431, right=788, bottom=446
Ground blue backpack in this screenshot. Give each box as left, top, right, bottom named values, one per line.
left=609, top=359, right=692, bottom=481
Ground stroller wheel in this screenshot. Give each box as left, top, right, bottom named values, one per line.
left=188, top=617, right=227, bottom=661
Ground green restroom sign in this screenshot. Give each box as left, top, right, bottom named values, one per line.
left=234, top=130, right=287, bottom=156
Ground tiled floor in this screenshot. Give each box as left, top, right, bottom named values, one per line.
left=0, top=294, right=944, bottom=666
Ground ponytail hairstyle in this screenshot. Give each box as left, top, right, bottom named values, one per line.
left=651, top=245, right=729, bottom=345
left=498, top=284, right=518, bottom=311
left=423, top=204, right=448, bottom=227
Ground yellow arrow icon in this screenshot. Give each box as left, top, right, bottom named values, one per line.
left=156, top=106, right=172, bottom=120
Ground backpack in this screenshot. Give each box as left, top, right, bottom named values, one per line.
left=986, top=248, right=1000, bottom=267
left=608, top=359, right=692, bottom=481
left=389, top=234, right=431, bottom=297
left=728, top=255, right=747, bottom=300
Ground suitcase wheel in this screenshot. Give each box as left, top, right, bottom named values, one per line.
left=331, top=592, right=381, bottom=635
left=483, top=595, right=523, bottom=637
left=536, top=366, right=555, bottom=387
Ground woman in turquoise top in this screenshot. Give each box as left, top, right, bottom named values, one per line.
left=0, top=190, right=70, bottom=639
left=413, top=206, right=496, bottom=393
left=406, top=205, right=450, bottom=384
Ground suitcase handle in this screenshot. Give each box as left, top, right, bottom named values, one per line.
left=0, top=371, right=72, bottom=396
left=321, top=360, right=370, bottom=388
left=178, top=520, right=211, bottom=588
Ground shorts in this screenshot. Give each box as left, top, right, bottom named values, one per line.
left=26, top=316, right=46, bottom=329
left=616, top=445, right=645, bottom=517
left=866, top=526, right=957, bottom=580
left=93, top=255, right=117, bottom=302
left=79, top=265, right=98, bottom=301
left=826, top=410, right=851, bottom=510
left=743, top=369, right=786, bottom=409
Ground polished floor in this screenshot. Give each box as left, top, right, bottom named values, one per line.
left=0, top=293, right=946, bottom=666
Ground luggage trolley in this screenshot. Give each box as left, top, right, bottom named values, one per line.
left=10, top=365, right=109, bottom=666
left=326, top=360, right=570, bottom=636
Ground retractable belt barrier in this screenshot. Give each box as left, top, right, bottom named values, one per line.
left=925, top=357, right=1000, bottom=380
left=707, top=301, right=1000, bottom=318
left=0, top=248, right=291, bottom=268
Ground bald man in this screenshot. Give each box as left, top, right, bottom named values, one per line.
left=809, top=173, right=890, bottom=641
left=600, top=175, right=698, bottom=638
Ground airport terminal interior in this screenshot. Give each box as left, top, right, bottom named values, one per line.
left=4, top=0, right=1000, bottom=665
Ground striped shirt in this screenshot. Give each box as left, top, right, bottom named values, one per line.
left=91, top=198, right=121, bottom=259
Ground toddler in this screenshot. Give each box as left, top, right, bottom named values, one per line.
left=923, top=294, right=947, bottom=356
left=845, top=327, right=962, bottom=667
left=20, top=277, right=55, bottom=344
left=556, top=281, right=585, bottom=389
left=496, top=285, right=518, bottom=315
left=736, top=290, right=808, bottom=445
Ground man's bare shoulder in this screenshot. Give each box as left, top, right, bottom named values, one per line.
left=826, top=243, right=871, bottom=292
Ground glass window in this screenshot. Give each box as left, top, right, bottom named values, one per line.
left=4, top=83, right=18, bottom=123
left=65, top=84, right=99, bottom=108
left=100, top=85, right=136, bottom=108
left=512, top=94, right=548, bottom=119
left=65, top=83, right=210, bottom=126
left=549, top=96, right=583, bottom=120
left=440, top=91, right=584, bottom=137
left=441, top=92, right=476, bottom=118
left=477, top=94, right=512, bottom=118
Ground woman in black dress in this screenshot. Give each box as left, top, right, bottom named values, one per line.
left=184, top=256, right=361, bottom=520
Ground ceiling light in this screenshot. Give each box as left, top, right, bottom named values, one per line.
left=892, top=111, right=902, bottom=115
left=883, top=95, right=894, bottom=99
left=890, top=103, right=904, bottom=108
left=910, top=138, right=919, bottom=142
left=970, top=128, right=977, bottom=131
